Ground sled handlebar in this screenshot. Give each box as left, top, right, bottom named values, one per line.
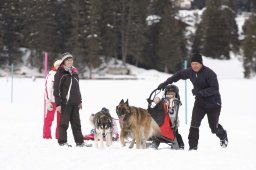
left=147, top=88, right=161, bottom=108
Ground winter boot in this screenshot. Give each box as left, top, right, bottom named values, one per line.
left=150, top=138, right=160, bottom=149
left=76, top=142, right=92, bottom=147
left=220, top=136, right=228, bottom=148
left=218, top=128, right=228, bottom=148
left=189, top=146, right=197, bottom=151
left=59, top=143, right=72, bottom=147
left=179, top=145, right=184, bottom=150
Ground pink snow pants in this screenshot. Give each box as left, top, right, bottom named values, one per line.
left=43, top=102, right=60, bottom=139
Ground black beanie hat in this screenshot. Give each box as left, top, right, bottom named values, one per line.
left=191, top=53, right=203, bottom=64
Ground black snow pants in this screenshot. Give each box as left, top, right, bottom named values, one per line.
left=175, top=129, right=184, bottom=148
left=188, top=102, right=227, bottom=148
left=58, top=105, right=84, bottom=144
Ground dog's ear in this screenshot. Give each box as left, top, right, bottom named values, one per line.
left=125, top=99, right=129, bottom=105
left=102, top=107, right=109, bottom=113
left=120, top=99, right=124, bottom=104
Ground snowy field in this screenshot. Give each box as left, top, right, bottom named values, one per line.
left=0, top=56, right=256, bottom=170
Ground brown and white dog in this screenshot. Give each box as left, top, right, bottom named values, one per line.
left=90, top=108, right=113, bottom=148
left=116, top=99, right=160, bottom=149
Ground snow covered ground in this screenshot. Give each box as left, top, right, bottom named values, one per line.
left=0, top=56, right=256, bottom=170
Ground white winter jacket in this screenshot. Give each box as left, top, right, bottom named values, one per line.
left=45, top=70, right=57, bottom=102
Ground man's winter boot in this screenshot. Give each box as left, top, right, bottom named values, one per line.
left=219, top=129, right=228, bottom=148
left=220, top=136, right=228, bottom=148
left=189, top=146, right=197, bottom=151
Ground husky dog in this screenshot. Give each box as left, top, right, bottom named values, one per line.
left=90, top=108, right=113, bottom=148
left=116, top=99, right=160, bottom=149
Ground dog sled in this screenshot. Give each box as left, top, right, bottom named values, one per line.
left=147, top=84, right=184, bottom=149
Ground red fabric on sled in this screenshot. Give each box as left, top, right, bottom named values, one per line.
left=84, top=133, right=94, bottom=140
left=159, top=102, right=174, bottom=141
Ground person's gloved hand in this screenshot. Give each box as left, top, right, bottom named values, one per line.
left=147, top=98, right=152, bottom=104
left=46, top=100, right=53, bottom=111
left=192, top=89, right=201, bottom=96
left=157, top=82, right=167, bottom=90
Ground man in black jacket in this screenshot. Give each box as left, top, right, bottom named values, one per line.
left=54, top=52, right=91, bottom=147
left=157, top=53, right=228, bottom=151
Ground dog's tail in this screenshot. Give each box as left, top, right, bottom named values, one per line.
left=149, top=118, right=161, bottom=137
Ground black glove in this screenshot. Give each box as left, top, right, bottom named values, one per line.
left=192, top=89, right=201, bottom=96
left=157, top=82, right=167, bottom=90
left=147, top=98, right=152, bottom=104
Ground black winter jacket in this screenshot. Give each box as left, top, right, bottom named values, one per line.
left=53, top=66, right=82, bottom=106
left=163, top=66, right=221, bottom=109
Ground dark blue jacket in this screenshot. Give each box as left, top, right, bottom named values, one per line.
left=163, top=66, right=221, bottom=109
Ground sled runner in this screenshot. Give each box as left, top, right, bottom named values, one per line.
left=147, top=85, right=184, bottom=149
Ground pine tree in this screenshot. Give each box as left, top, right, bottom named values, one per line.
left=143, top=18, right=160, bottom=70
left=85, top=0, right=101, bottom=68
left=55, top=0, right=73, bottom=53
left=191, top=0, right=206, bottom=9
left=156, top=0, right=183, bottom=73
left=224, top=0, right=239, bottom=52
left=64, top=0, right=92, bottom=75
left=252, top=0, right=256, bottom=12
left=21, top=0, right=60, bottom=71
left=142, top=0, right=162, bottom=70
left=242, top=14, right=256, bottom=78
left=120, top=0, right=130, bottom=65
left=200, top=0, right=239, bottom=59
left=0, top=0, right=25, bottom=65
left=126, top=0, right=149, bottom=66
left=191, top=18, right=205, bottom=53
left=71, top=0, right=87, bottom=57
left=0, top=1, right=4, bottom=66
left=98, top=0, right=118, bottom=60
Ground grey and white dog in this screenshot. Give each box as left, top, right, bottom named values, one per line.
left=90, top=108, right=113, bottom=148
